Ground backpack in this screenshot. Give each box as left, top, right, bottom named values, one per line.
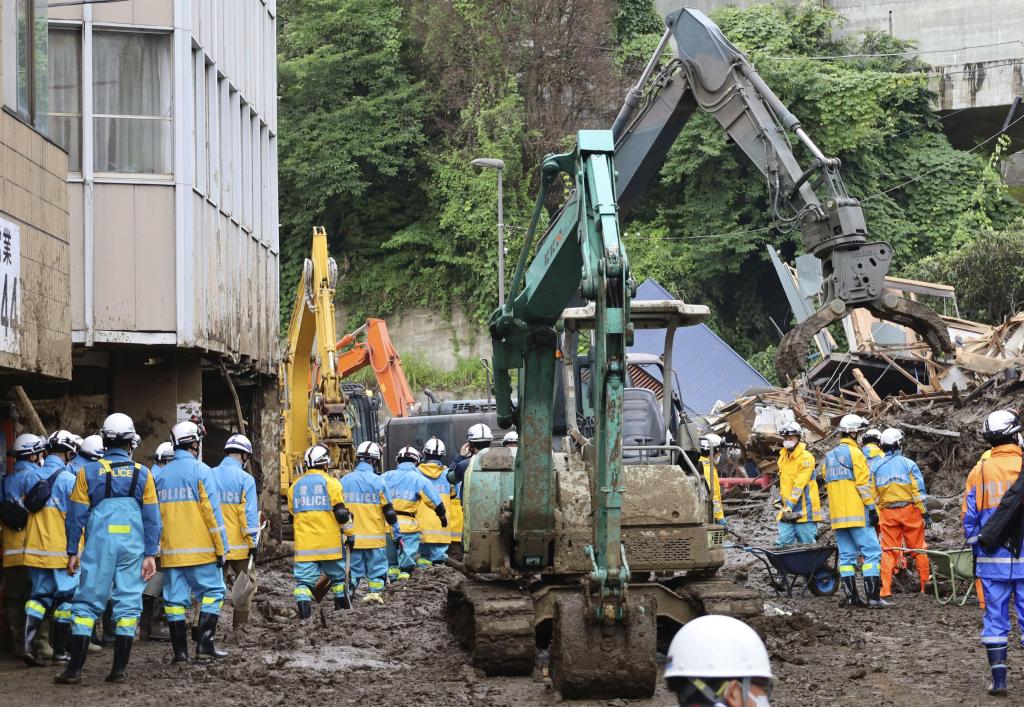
left=23, top=467, right=64, bottom=513
left=0, top=474, right=28, bottom=530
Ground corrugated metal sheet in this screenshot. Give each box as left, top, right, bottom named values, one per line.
left=628, top=279, right=770, bottom=415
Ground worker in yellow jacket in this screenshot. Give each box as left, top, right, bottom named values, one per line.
left=821, top=414, right=883, bottom=608
left=288, top=444, right=352, bottom=617
left=698, top=434, right=725, bottom=525
left=156, top=421, right=228, bottom=663
left=210, top=434, right=260, bottom=627
left=340, top=442, right=397, bottom=605
left=775, top=423, right=821, bottom=546
left=417, top=440, right=452, bottom=567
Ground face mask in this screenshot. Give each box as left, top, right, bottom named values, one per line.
left=782, top=440, right=796, bottom=450
left=752, top=696, right=772, bottom=707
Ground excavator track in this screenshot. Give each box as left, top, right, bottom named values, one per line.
left=445, top=578, right=535, bottom=676
left=681, top=577, right=764, bottom=619
left=550, top=592, right=658, bottom=699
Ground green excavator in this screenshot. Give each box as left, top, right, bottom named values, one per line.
left=446, top=7, right=953, bottom=700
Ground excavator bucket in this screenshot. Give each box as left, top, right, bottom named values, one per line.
left=775, top=294, right=954, bottom=383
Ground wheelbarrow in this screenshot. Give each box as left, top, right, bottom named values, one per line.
left=887, top=546, right=976, bottom=606
left=730, top=544, right=839, bottom=597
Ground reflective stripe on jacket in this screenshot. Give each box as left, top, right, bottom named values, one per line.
left=777, top=443, right=821, bottom=523
left=416, top=462, right=451, bottom=544
left=340, top=462, right=393, bottom=549
left=23, top=456, right=77, bottom=568
left=963, top=445, right=1024, bottom=579
left=384, top=462, right=440, bottom=534
left=211, top=456, right=259, bottom=560
left=821, top=438, right=875, bottom=529
left=288, top=469, right=346, bottom=561
left=155, top=449, right=227, bottom=567
left=66, top=449, right=161, bottom=556
left=699, top=456, right=724, bottom=522
left=870, top=451, right=926, bottom=513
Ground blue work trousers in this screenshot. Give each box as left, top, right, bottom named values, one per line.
left=70, top=496, right=145, bottom=638
left=389, top=531, right=420, bottom=574
left=163, top=562, right=226, bottom=620
left=293, top=559, right=346, bottom=604
left=835, top=525, right=882, bottom=577
left=980, top=578, right=1024, bottom=647
left=418, top=542, right=448, bottom=567
left=26, top=567, right=78, bottom=622
left=349, top=547, right=388, bottom=593
left=775, top=521, right=817, bottom=547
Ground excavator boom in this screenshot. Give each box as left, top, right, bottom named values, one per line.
left=612, top=9, right=952, bottom=379
left=335, top=318, right=416, bottom=418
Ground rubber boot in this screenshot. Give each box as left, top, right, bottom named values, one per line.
left=101, top=604, right=116, bottom=645
left=6, top=604, right=29, bottom=661
left=839, top=576, right=866, bottom=607
left=195, top=613, right=227, bottom=659
left=105, top=635, right=133, bottom=683
left=168, top=621, right=190, bottom=664
left=23, top=614, right=46, bottom=667
left=34, top=617, right=54, bottom=661
left=53, top=634, right=89, bottom=684
left=865, top=577, right=891, bottom=608
left=51, top=621, right=71, bottom=664
left=146, top=600, right=170, bottom=641
left=296, top=601, right=312, bottom=620
left=988, top=644, right=1008, bottom=696
left=334, top=592, right=352, bottom=611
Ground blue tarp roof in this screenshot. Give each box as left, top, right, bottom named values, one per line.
left=628, top=279, right=770, bottom=415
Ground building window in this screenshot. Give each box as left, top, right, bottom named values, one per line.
left=47, top=27, right=81, bottom=171
left=193, top=49, right=207, bottom=194
left=93, top=31, right=172, bottom=174
left=14, top=0, right=49, bottom=131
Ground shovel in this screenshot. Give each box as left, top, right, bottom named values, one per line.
left=312, top=541, right=353, bottom=609
left=231, top=517, right=268, bottom=608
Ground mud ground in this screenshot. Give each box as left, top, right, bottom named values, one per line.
left=1, top=543, right=1022, bottom=707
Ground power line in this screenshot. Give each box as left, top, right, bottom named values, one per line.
left=861, top=112, right=1024, bottom=202
left=765, top=40, right=1024, bottom=61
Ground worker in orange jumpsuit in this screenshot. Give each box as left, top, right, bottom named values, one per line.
left=870, top=428, right=930, bottom=599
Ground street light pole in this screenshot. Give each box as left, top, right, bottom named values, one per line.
left=470, top=157, right=506, bottom=306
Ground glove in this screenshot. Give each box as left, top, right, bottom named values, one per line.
left=867, top=507, right=879, bottom=528
left=439, top=514, right=449, bottom=528
left=781, top=509, right=800, bottom=523
left=396, top=536, right=406, bottom=553
left=923, top=513, right=933, bottom=529
left=345, top=534, right=355, bottom=550
left=215, top=555, right=225, bottom=568
left=716, top=518, right=727, bottom=527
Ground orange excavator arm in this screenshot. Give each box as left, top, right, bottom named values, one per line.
left=336, top=318, right=416, bottom=418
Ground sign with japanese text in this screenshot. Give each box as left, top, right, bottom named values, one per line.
left=0, top=217, right=20, bottom=353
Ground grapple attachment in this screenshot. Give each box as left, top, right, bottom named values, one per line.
left=776, top=293, right=954, bottom=383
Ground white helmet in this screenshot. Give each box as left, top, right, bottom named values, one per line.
left=79, top=435, right=105, bottom=461
left=880, top=428, right=903, bottom=449
left=396, top=446, right=421, bottom=464
left=170, top=420, right=202, bottom=448
left=356, top=440, right=382, bottom=462
left=224, top=433, right=253, bottom=455
left=665, top=615, right=774, bottom=681
left=153, top=441, right=174, bottom=463
left=467, top=423, right=493, bottom=444
left=838, top=414, right=868, bottom=435
left=422, top=437, right=446, bottom=459
left=982, top=409, right=1023, bottom=443
left=11, top=433, right=44, bottom=458
left=862, top=428, right=882, bottom=444
left=699, top=433, right=723, bottom=454
left=70, top=433, right=84, bottom=450
left=303, top=444, right=331, bottom=470
left=502, top=430, right=519, bottom=446
left=101, top=413, right=140, bottom=447
left=47, top=429, right=78, bottom=454
left=778, top=422, right=802, bottom=438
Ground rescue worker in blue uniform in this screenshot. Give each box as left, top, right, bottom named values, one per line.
left=821, top=414, right=884, bottom=608
left=157, top=420, right=229, bottom=663
left=2, top=434, right=46, bottom=662
left=211, top=433, right=260, bottom=627
left=152, top=441, right=174, bottom=472
left=340, top=442, right=398, bottom=604
left=289, top=444, right=352, bottom=617
left=57, top=413, right=161, bottom=685
left=963, top=409, right=1024, bottom=696
left=446, top=425, right=494, bottom=552
left=416, top=438, right=453, bottom=567
left=22, top=431, right=80, bottom=666
left=384, top=447, right=445, bottom=579
left=75, top=436, right=104, bottom=469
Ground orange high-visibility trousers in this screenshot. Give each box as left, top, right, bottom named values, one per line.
left=880, top=504, right=930, bottom=597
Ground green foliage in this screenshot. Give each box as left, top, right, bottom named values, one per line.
left=347, top=354, right=490, bottom=396
left=746, top=345, right=781, bottom=387
left=903, top=220, right=1024, bottom=325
